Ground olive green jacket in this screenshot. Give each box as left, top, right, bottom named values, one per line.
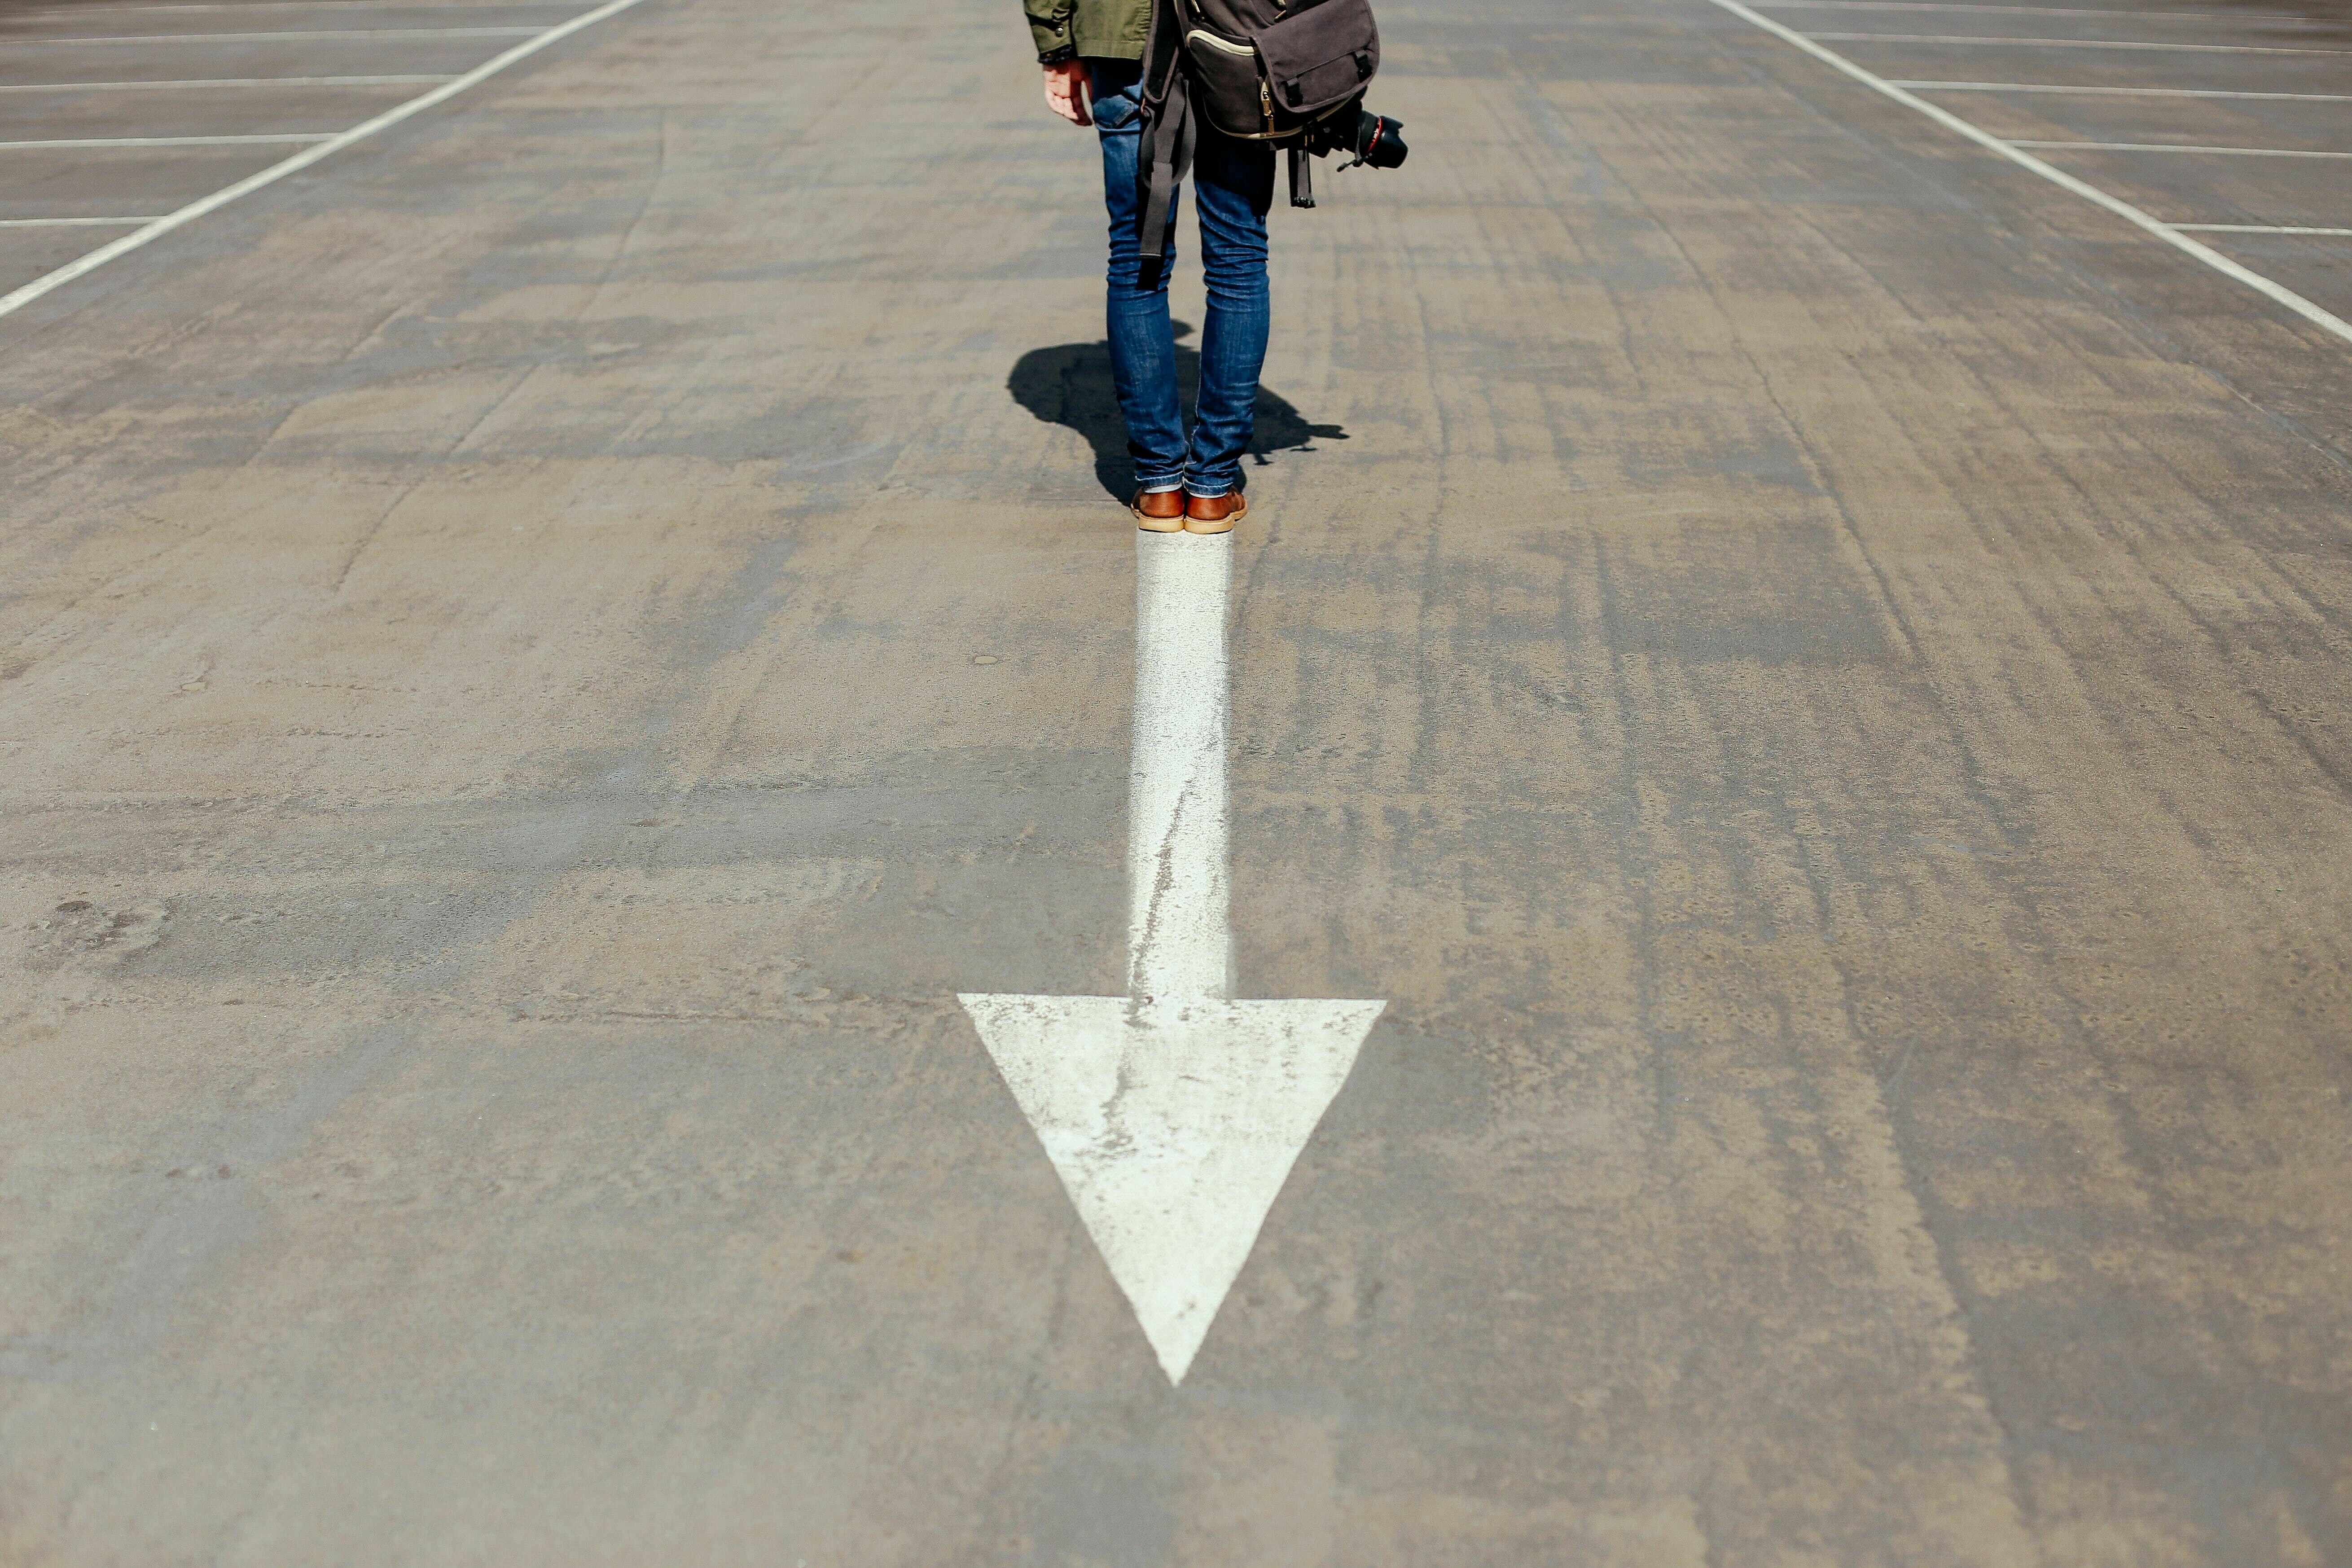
left=1025, top=0, right=1151, bottom=62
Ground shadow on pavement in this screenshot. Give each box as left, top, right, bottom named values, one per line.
left=1009, top=320, right=1349, bottom=499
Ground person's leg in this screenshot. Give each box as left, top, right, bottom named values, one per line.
left=1086, top=60, right=1187, bottom=496
left=1183, top=123, right=1275, bottom=500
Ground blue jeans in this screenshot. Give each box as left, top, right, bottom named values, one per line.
left=1087, top=59, right=1273, bottom=500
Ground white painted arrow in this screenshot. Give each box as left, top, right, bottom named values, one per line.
left=961, top=533, right=1385, bottom=1385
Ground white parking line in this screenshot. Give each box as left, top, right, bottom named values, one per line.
left=0, top=0, right=653, bottom=322
left=0, top=134, right=335, bottom=149
left=2174, top=225, right=2352, bottom=237
left=1710, top=0, right=2352, bottom=345
left=2010, top=141, right=2352, bottom=159
left=1808, top=33, right=2352, bottom=56
left=0, top=216, right=165, bottom=226
left=1763, top=2, right=2303, bottom=17
left=16, top=27, right=544, bottom=44
left=0, top=76, right=459, bottom=92
left=1890, top=81, right=2352, bottom=102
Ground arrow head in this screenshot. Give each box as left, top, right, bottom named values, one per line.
left=958, top=993, right=1385, bottom=1384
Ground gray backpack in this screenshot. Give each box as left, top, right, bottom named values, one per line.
left=1135, top=0, right=1386, bottom=261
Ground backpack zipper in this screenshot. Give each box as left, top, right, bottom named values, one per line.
left=1186, top=28, right=1254, bottom=55
left=1260, top=79, right=1275, bottom=136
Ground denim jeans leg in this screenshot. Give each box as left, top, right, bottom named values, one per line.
left=1088, top=62, right=1187, bottom=492
left=1184, top=124, right=1274, bottom=498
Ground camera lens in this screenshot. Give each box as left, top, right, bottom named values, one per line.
left=1360, top=112, right=1408, bottom=169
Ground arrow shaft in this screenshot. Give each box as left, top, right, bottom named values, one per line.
left=1127, top=535, right=1234, bottom=1002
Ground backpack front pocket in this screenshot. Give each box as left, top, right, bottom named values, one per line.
left=1185, top=27, right=1275, bottom=137
left=1254, top=0, right=1379, bottom=119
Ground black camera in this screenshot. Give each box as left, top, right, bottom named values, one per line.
left=1306, top=108, right=1408, bottom=171
left=1289, top=106, right=1407, bottom=207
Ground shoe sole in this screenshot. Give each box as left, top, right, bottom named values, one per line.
left=1183, top=495, right=1244, bottom=535
left=1133, top=494, right=1187, bottom=532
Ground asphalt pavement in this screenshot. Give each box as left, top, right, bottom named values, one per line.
left=4, top=0, right=2351, bottom=1563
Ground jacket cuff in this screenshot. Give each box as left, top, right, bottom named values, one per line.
left=1027, top=2, right=1074, bottom=62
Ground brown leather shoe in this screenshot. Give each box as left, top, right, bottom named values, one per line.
left=1132, top=488, right=1186, bottom=532
left=1183, top=489, right=1246, bottom=534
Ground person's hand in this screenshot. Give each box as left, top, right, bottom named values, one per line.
left=1042, top=60, right=1092, bottom=127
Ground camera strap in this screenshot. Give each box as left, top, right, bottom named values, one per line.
left=1288, top=145, right=1314, bottom=209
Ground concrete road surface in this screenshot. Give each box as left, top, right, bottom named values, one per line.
left=4, top=0, right=2351, bottom=1562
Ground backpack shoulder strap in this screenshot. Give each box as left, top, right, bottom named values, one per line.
left=1137, top=0, right=1197, bottom=267
left=1139, top=0, right=1185, bottom=111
